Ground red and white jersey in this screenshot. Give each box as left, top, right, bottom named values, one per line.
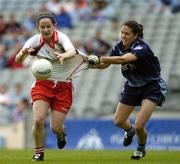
left=21, top=30, right=86, bottom=81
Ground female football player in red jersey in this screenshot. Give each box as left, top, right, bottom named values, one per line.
left=16, top=12, right=88, bottom=161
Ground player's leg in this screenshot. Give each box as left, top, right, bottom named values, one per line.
left=32, top=100, right=50, bottom=161
left=116, top=82, right=143, bottom=147
left=131, top=99, right=157, bottom=160
left=50, top=110, right=67, bottom=149
left=50, top=81, right=73, bottom=149
left=114, top=103, right=135, bottom=146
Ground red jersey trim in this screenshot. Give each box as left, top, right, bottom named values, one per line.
left=40, top=30, right=58, bottom=48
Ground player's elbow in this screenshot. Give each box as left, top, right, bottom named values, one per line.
left=120, top=53, right=137, bottom=64
left=67, top=48, right=76, bottom=58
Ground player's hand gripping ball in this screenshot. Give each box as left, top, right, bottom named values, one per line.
left=32, top=59, right=52, bottom=80
left=88, top=55, right=100, bottom=65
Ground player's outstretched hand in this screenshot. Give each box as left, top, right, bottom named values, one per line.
left=88, top=55, right=100, bottom=65
left=22, top=47, right=35, bottom=56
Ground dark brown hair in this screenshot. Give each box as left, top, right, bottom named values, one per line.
left=35, top=11, right=56, bottom=26
left=122, top=20, right=143, bottom=39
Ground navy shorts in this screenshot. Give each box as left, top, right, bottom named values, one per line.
left=120, top=79, right=167, bottom=106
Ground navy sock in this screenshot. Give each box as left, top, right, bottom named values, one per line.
left=126, top=125, right=135, bottom=136
left=137, top=144, right=145, bottom=151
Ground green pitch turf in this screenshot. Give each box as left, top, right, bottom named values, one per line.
left=0, top=149, right=180, bottom=164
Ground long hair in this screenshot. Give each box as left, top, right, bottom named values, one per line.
left=122, top=20, right=143, bottom=39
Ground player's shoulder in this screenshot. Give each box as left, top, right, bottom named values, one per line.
left=55, top=30, right=70, bottom=44
left=132, top=39, right=151, bottom=51
left=24, top=34, right=41, bottom=47
left=112, top=40, right=121, bottom=50
left=56, top=30, right=68, bottom=38
left=114, top=40, right=121, bottom=47
left=135, top=39, right=147, bottom=46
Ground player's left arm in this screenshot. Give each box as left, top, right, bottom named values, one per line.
left=54, top=32, right=76, bottom=64
left=54, top=48, right=76, bottom=60
left=15, top=38, right=36, bottom=64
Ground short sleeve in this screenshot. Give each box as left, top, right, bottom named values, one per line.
left=110, top=43, right=120, bottom=56
left=21, top=35, right=39, bottom=50
left=58, top=32, right=75, bottom=51
left=131, top=44, right=151, bottom=59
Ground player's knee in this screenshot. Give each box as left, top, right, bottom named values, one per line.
left=51, top=125, right=64, bottom=134
left=114, top=116, right=124, bottom=128
left=51, top=126, right=59, bottom=134
left=33, top=118, right=45, bottom=129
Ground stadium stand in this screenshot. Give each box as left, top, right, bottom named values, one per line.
left=0, top=0, right=180, bottom=120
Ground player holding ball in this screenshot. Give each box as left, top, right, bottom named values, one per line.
left=88, top=20, right=167, bottom=160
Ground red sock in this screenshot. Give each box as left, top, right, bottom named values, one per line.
left=35, top=147, right=44, bottom=155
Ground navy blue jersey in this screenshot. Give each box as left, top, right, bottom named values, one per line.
left=110, top=39, right=161, bottom=87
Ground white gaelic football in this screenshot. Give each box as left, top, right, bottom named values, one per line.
left=88, top=55, right=100, bottom=65
left=32, top=59, right=52, bottom=80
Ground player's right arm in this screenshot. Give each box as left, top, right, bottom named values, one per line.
left=74, top=51, right=110, bottom=69
left=88, top=62, right=110, bottom=69
left=87, top=55, right=110, bottom=69
left=87, top=53, right=137, bottom=68
left=15, top=36, right=38, bottom=64
left=15, top=47, right=34, bottom=64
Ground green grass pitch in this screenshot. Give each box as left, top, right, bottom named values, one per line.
left=0, top=149, right=180, bottom=164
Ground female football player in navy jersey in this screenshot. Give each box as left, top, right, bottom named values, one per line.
left=88, top=20, right=167, bottom=160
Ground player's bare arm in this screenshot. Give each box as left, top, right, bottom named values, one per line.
left=15, top=47, right=35, bottom=64
left=87, top=53, right=137, bottom=68
left=100, top=53, right=137, bottom=64
left=53, top=48, right=76, bottom=64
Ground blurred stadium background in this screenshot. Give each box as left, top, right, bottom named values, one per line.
left=0, top=0, right=180, bottom=152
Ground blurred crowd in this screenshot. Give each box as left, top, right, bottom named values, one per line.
left=148, top=0, right=180, bottom=13
left=0, top=83, right=30, bottom=124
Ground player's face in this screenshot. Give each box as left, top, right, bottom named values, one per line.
left=120, top=25, right=138, bottom=48
left=37, top=18, right=55, bottom=42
